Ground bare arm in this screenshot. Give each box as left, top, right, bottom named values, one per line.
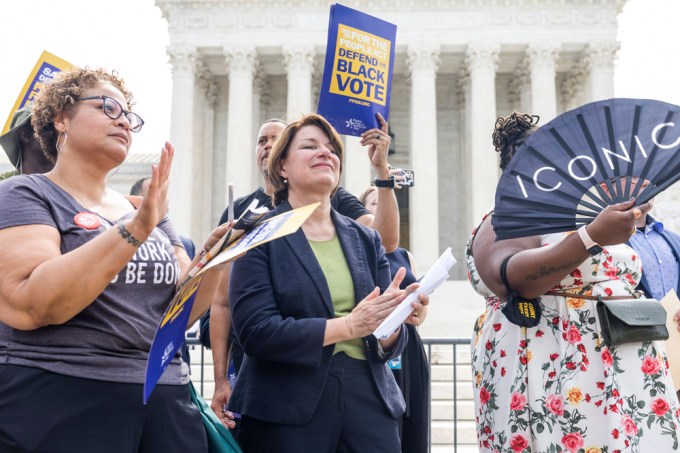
left=472, top=198, right=650, bottom=300
left=360, top=113, right=399, bottom=252
left=209, top=273, right=235, bottom=427
left=0, top=144, right=175, bottom=330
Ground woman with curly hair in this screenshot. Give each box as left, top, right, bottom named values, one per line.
left=466, top=112, right=680, bottom=451
left=0, top=67, right=227, bottom=452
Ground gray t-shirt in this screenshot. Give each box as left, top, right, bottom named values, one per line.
left=0, top=174, right=189, bottom=385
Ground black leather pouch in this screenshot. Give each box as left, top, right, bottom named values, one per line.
left=499, top=255, right=542, bottom=328
left=596, top=296, right=669, bottom=347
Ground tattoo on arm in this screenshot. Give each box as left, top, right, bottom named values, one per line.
left=525, top=258, right=583, bottom=281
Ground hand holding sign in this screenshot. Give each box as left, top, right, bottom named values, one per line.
left=318, top=4, right=396, bottom=136
left=360, top=112, right=391, bottom=177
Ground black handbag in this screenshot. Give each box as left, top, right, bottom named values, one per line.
left=596, top=296, right=669, bottom=347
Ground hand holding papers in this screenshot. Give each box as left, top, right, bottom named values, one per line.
left=373, top=248, right=457, bottom=340
left=185, top=199, right=268, bottom=283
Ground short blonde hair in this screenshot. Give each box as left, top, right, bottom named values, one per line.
left=31, top=67, right=133, bottom=162
left=358, top=186, right=377, bottom=207
left=267, top=114, right=344, bottom=205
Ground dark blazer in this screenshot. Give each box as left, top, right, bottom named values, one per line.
left=227, top=201, right=407, bottom=425
left=632, top=227, right=680, bottom=297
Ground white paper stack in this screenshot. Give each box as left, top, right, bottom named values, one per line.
left=373, top=247, right=457, bottom=340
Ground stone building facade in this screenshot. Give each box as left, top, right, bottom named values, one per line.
left=155, top=0, right=631, bottom=275
left=5, top=1, right=679, bottom=276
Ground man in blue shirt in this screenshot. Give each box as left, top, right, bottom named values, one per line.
left=629, top=213, right=680, bottom=302
left=628, top=209, right=680, bottom=399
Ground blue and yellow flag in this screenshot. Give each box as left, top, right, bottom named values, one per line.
left=2, top=50, right=73, bottom=134
left=317, top=4, right=397, bottom=136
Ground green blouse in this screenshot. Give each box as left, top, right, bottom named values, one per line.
left=309, top=235, right=366, bottom=360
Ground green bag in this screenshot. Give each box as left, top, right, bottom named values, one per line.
left=189, top=382, right=243, bottom=453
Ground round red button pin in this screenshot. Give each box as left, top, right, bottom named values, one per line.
left=74, top=212, right=102, bottom=230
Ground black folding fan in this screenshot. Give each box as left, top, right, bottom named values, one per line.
left=492, top=98, right=680, bottom=240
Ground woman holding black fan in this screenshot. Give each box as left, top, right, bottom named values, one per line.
left=466, top=112, right=680, bottom=452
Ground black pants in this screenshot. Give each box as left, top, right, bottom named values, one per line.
left=392, top=325, right=430, bottom=453
left=238, top=353, right=400, bottom=453
left=0, top=364, right=207, bottom=453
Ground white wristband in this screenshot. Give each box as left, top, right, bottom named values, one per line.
left=577, top=225, right=602, bottom=256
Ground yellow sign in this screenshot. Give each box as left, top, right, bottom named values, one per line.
left=3, top=51, right=73, bottom=134
left=329, top=24, right=391, bottom=106
left=160, top=273, right=205, bottom=328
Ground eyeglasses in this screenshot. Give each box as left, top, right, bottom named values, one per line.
left=78, top=95, right=145, bottom=133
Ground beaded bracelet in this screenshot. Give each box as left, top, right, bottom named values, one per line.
left=117, top=224, right=142, bottom=248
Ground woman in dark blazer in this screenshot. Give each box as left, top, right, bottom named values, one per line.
left=227, top=114, right=428, bottom=452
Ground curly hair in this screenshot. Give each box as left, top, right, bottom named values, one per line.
left=492, top=112, right=540, bottom=171
left=31, top=68, right=133, bottom=162
left=267, top=114, right=344, bottom=206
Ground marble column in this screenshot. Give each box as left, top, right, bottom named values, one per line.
left=251, top=65, right=269, bottom=189
left=561, top=66, right=586, bottom=112
left=584, top=42, right=618, bottom=102
left=225, top=46, right=257, bottom=200
left=196, top=61, right=218, bottom=238
left=167, top=46, right=198, bottom=237
left=508, top=61, right=531, bottom=113
left=527, top=42, right=560, bottom=122
left=466, top=41, right=500, bottom=225
left=457, top=69, right=475, bottom=255
left=407, top=44, right=440, bottom=268
left=283, top=46, right=315, bottom=121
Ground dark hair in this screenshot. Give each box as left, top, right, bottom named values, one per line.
left=31, top=67, right=133, bottom=163
left=492, top=112, right=539, bottom=171
left=130, top=176, right=150, bottom=196
left=267, top=114, right=344, bottom=206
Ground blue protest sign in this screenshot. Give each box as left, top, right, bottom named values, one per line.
left=144, top=273, right=205, bottom=403
left=317, top=4, right=397, bottom=136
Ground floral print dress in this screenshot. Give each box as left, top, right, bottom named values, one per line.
left=467, top=213, right=680, bottom=453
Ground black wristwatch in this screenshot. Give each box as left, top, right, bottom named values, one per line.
left=374, top=176, right=395, bottom=188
